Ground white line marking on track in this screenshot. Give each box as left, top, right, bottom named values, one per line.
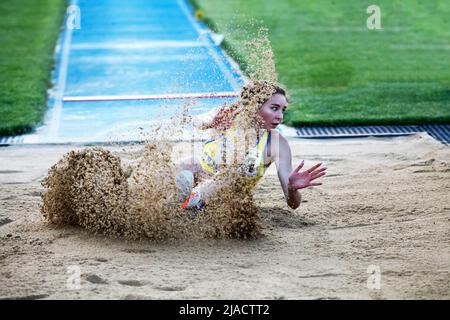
left=47, top=0, right=77, bottom=139
left=63, top=91, right=239, bottom=102
left=71, top=40, right=208, bottom=50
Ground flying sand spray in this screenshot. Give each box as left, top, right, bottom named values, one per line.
left=41, top=26, right=282, bottom=240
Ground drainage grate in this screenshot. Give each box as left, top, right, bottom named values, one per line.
left=1, top=124, right=449, bottom=145
left=0, top=136, right=24, bottom=145
left=421, top=124, right=450, bottom=145
left=296, top=124, right=450, bottom=144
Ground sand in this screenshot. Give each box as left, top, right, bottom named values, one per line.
left=0, top=133, right=449, bottom=299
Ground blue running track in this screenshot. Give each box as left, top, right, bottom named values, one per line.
left=22, top=0, right=245, bottom=143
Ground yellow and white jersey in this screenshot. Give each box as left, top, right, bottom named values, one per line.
left=199, top=128, right=271, bottom=185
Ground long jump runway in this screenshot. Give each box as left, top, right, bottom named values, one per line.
left=21, top=0, right=245, bottom=144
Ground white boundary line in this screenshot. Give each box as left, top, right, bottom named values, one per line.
left=176, top=0, right=241, bottom=91
left=71, top=40, right=206, bottom=50
left=220, top=43, right=250, bottom=84
left=47, top=0, right=76, bottom=139
left=63, top=92, right=239, bottom=102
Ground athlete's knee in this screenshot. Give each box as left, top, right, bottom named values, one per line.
left=175, top=169, right=194, bottom=201
left=176, top=156, right=199, bottom=172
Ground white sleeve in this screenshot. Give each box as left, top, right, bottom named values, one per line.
left=193, top=107, right=220, bottom=129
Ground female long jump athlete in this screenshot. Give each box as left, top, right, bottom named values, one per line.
left=176, top=80, right=327, bottom=211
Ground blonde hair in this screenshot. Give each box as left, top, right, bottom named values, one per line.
left=207, top=80, right=287, bottom=131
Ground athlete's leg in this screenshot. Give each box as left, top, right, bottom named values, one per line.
left=175, top=156, right=212, bottom=201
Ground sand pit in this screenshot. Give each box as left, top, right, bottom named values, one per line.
left=0, top=133, right=449, bottom=299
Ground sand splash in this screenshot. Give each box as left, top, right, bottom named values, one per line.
left=40, top=144, right=263, bottom=240
left=41, top=25, right=283, bottom=240
left=41, top=148, right=129, bottom=235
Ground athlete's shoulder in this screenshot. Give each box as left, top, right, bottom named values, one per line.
left=269, top=129, right=290, bottom=158
left=270, top=129, right=289, bottom=144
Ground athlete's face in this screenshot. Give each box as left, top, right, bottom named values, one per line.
left=258, top=93, right=288, bottom=130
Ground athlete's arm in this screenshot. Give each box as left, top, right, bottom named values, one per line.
left=273, top=133, right=326, bottom=209
left=193, top=107, right=220, bottom=130
left=273, top=133, right=301, bottom=209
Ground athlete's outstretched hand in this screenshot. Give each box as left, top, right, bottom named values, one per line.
left=288, top=161, right=326, bottom=190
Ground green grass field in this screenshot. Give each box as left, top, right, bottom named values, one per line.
left=192, top=0, right=450, bottom=126
left=0, top=0, right=65, bottom=136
